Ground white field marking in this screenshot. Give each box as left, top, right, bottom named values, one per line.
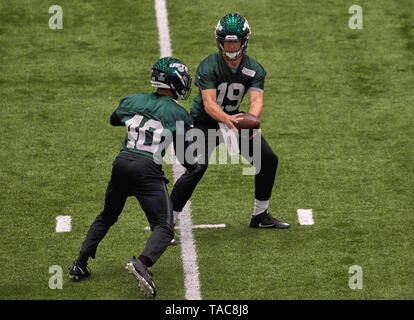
left=55, top=215, right=72, bottom=232
left=297, top=209, right=314, bottom=225
left=144, top=224, right=226, bottom=231
left=154, top=0, right=201, bottom=300
left=155, top=0, right=172, bottom=58
left=186, top=224, right=226, bottom=230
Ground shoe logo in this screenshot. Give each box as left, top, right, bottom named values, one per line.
left=258, top=223, right=276, bottom=228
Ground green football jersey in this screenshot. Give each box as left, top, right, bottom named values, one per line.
left=191, top=53, right=266, bottom=122
left=114, top=93, right=193, bottom=164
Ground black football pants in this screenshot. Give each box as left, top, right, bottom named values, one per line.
left=78, top=152, right=174, bottom=267
left=171, top=116, right=278, bottom=212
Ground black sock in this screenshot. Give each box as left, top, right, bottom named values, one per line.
left=77, top=252, right=89, bottom=267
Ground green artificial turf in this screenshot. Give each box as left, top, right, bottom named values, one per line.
left=0, top=0, right=412, bottom=300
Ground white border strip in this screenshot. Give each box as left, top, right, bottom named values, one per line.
left=190, top=224, right=226, bottom=229
left=297, top=209, right=314, bottom=225
left=145, top=224, right=226, bottom=231
left=154, top=0, right=201, bottom=300
left=56, top=215, right=72, bottom=232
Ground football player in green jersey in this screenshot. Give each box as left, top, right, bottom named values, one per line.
left=69, top=57, right=196, bottom=298
left=171, top=13, right=290, bottom=229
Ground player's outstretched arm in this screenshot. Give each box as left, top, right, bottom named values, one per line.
left=248, top=90, right=263, bottom=118
left=202, top=89, right=241, bottom=130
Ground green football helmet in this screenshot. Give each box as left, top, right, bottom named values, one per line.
left=215, top=13, right=251, bottom=61
left=151, top=57, right=192, bottom=100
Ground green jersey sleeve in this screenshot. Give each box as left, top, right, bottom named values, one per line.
left=114, top=94, right=137, bottom=123
left=194, top=55, right=218, bottom=90
left=247, top=61, right=266, bottom=92
left=172, top=106, right=193, bottom=136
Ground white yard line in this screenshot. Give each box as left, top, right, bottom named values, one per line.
left=297, top=209, right=314, bottom=225
left=155, top=0, right=172, bottom=58
left=145, top=224, right=226, bottom=231
left=154, top=0, right=201, bottom=300
left=55, top=215, right=72, bottom=232
left=187, top=224, right=226, bottom=230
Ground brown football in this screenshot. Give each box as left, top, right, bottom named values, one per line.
left=234, top=113, right=260, bottom=130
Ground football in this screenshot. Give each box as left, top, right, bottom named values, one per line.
left=234, top=113, right=260, bottom=130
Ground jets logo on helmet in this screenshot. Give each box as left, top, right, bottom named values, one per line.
left=215, top=13, right=251, bottom=61
left=169, top=63, right=188, bottom=73
left=151, top=57, right=192, bottom=100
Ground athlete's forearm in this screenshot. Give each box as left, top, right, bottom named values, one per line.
left=248, top=101, right=262, bottom=118
left=202, top=89, right=227, bottom=123
left=205, top=101, right=228, bottom=123
left=248, top=90, right=263, bottom=118
left=202, top=89, right=240, bottom=130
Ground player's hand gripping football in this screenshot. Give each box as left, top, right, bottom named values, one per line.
left=222, top=113, right=244, bottom=131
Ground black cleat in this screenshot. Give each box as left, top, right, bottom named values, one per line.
left=68, top=260, right=90, bottom=281
left=249, top=211, right=290, bottom=229
left=126, top=256, right=156, bottom=298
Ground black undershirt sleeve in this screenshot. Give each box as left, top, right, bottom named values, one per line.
left=110, top=110, right=123, bottom=126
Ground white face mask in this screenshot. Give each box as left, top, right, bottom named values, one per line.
left=224, top=49, right=242, bottom=60
left=217, top=38, right=246, bottom=61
